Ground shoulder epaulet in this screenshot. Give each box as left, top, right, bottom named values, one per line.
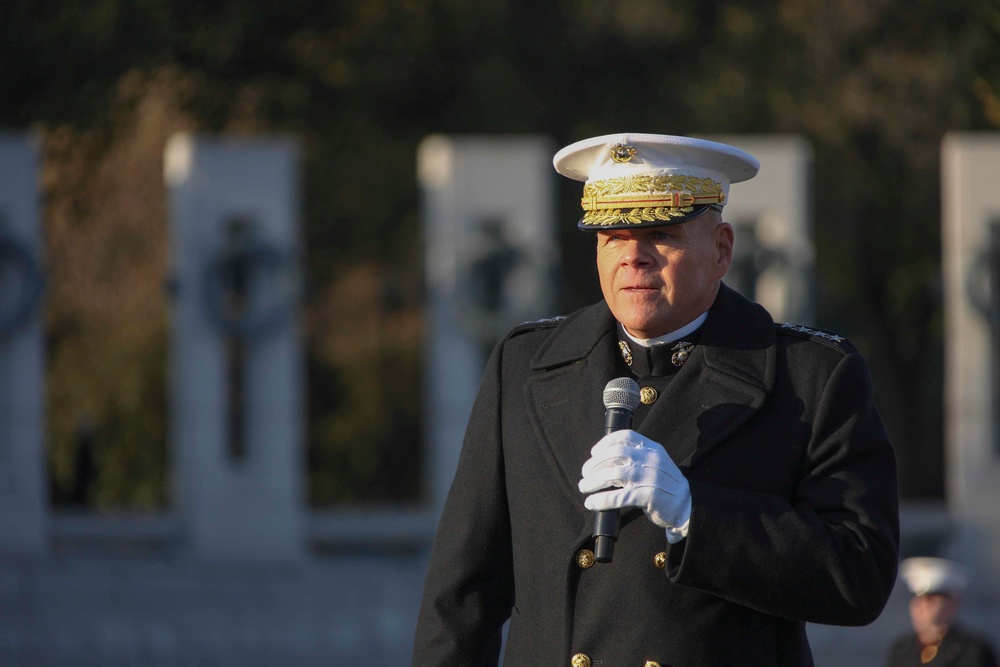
left=507, top=315, right=566, bottom=338
left=776, top=322, right=854, bottom=352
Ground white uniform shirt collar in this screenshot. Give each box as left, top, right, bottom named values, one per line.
left=623, top=311, right=709, bottom=348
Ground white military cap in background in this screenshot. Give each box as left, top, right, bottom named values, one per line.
left=900, top=557, right=968, bottom=597
left=552, top=133, right=760, bottom=230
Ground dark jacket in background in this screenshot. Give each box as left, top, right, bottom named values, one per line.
left=888, top=626, right=999, bottom=667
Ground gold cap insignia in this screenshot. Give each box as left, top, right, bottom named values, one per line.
left=610, top=143, right=637, bottom=164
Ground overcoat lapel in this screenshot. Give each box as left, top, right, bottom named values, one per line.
left=524, top=303, right=619, bottom=502
left=637, top=285, right=777, bottom=468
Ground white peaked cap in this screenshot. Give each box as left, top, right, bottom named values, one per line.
left=900, top=557, right=967, bottom=596
left=553, top=133, right=760, bottom=230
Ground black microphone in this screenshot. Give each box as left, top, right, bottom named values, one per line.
left=593, top=377, right=641, bottom=563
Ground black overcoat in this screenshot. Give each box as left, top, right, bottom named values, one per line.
left=414, top=285, right=900, bottom=667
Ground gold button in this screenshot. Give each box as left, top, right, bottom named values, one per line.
left=576, top=549, right=595, bottom=569
left=640, top=386, right=658, bottom=404
left=653, top=552, right=667, bottom=569
left=645, top=662, right=663, bottom=667
left=571, top=653, right=592, bottom=667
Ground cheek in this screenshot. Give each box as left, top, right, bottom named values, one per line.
left=596, top=254, right=614, bottom=278
left=663, top=254, right=705, bottom=287
left=596, top=257, right=617, bottom=296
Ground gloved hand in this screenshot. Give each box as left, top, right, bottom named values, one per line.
left=579, top=430, right=692, bottom=543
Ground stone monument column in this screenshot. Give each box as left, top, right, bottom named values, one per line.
left=0, top=134, right=48, bottom=554
left=164, top=133, right=304, bottom=562
left=942, top=132, right=1000, bottom=586
left=418, top=135, right=557, bottom=514
left=707, top=135, right=815, bottom=325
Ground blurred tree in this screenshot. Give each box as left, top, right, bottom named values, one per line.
left=1, top=0, right=998, bottom=506
left=40, top=69, right=196, bottom=509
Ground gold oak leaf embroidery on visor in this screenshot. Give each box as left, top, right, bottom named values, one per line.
left=580, top=175, right=726, bottom=226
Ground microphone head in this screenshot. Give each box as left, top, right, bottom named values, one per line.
left=603, top=377, right=641, bottom=410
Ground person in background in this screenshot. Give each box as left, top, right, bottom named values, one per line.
left=413, top=133, right=900, bottom=667
left=887, top=557, right=998, bottom=667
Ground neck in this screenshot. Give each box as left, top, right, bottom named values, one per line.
left=916, top=626, right=948, bottom=646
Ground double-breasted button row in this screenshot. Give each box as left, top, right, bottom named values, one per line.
left=570, top=655, right=662, bottom=667
left=577, top=549, right=665, bottom=569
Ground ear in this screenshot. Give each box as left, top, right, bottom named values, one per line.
left=714, top=221, right=734, bottom=276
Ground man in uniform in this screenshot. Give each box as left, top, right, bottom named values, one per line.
left=887, top=557, right=998, bottom=667
left=413, top=133, right=900, bottom=666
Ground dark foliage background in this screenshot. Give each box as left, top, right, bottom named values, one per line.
left=2, top=0, right=999, bottom=506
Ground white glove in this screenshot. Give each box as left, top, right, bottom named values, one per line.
left=579, top=430, right=692, bottom=543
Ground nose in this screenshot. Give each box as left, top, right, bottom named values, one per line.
left=620, top=237, right=654, bottom=267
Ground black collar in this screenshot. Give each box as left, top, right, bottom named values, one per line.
left=617, top=323, right=702, bottom=378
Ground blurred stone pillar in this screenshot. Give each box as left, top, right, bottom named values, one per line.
left=418, top=135, right=558, bottom=514
left=707, top=135, right=815, bottom=325
left=0, top=133, right=47, bottom=554
left=942, top=132, right=1000, bottom=585
left=165, top=134, right=304, bottom=562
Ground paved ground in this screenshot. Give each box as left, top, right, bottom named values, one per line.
left=0, top=554, right=426, bottom=667
left=2, top=551, right=997, bottom=666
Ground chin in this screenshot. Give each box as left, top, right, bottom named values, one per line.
left=623, top=323, right=664, bottom=339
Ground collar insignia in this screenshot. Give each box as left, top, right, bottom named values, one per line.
left=618, top=339, right=633, bottom=366
left=671, top=341, right=694, bottom=367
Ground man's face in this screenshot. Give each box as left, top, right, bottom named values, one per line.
left=596, top=211, right=734, bottom=339
left=909, top=594, right=959, bottom=643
